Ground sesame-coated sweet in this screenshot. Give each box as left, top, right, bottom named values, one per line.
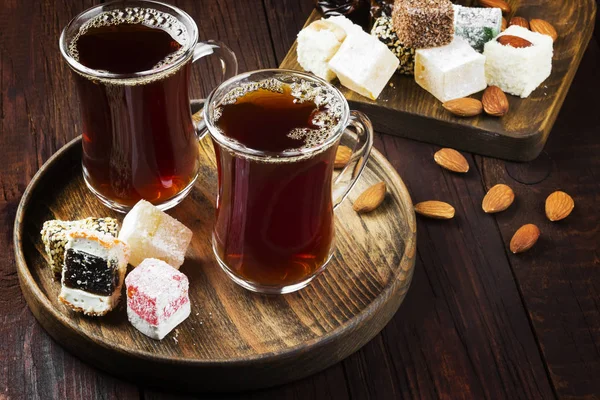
left=392, top=0, right=454, bottom=49
left=41, top=217, right=119, bottom=277
left=371, top=15, right=415, bottom=75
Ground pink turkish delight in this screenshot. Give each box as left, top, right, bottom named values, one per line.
left=125, top=258, right=190, bottom=340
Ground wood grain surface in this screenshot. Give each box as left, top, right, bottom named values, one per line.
left=14, top=131, right=416, bottom=391
left=280, top=1, right=597, bottom=162
left=1, top=0, right=599, bottom=398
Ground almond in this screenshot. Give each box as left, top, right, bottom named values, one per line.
left=482, top=184, right=515, bottom=213
left=353, top=182, right=386, bottom=213
left=434, top=148, right=469, bottom=173
left=509, top=16, right=529, bottom=29
left=414, top=201, right=455, bottom=220
left=545, top=191, right=574, bottom=221
left=334, top=145, right=352, bottom=168
left=510, top=224, right=540, bottom=254
left=442, top=98, right=483, bottom=117
left=497, top=35, right=533, bottom=48
left=479, top=0, right=511, bottom=14
left=482, top=86, right=509, bottom=117
left=530, top=19, right=558, bottom=42
left=501, top=17, right=507, bottom=31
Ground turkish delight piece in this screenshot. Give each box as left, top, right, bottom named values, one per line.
left=371, top=15, right=415, bottom=75
left=453, top=5, right=502, bottom=52
left=415, top=36, right=487, bottom=102
left=297, top=19, right=347, bottom=81
left=41, top=217, right=119, bottom=276
left=328, top=28, right=399, bottom=100
left=59, top=229, right=130, bottom=316
left=118, top=200, right=193, bottom=268
left=484, top=25, right=553, bottom=98
left=125, top=258, right=190, bottom=340
left=392, top=0, right=454, bottom=49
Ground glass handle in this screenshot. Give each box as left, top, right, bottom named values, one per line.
left=332, top=110, right=374, bottom=210
left=191, top=40, right=238, bottom=139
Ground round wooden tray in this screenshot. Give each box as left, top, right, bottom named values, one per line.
left=14, top=132, right=416, bottom=391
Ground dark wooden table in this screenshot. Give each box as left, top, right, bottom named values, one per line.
left=1, top=1, right=599, bottom=399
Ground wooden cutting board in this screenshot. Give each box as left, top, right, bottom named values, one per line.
left=14, top=119, right=417, bottom=391
left=280, top=1, right=597, bottom=161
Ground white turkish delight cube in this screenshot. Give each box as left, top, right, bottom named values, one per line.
left=415, top=36, right=487, bottom=102
left=118, top=200, right=193, bottom=269
left=328, top=29, right=399, bottom=100
left=484, top=25, right=553, bottom=98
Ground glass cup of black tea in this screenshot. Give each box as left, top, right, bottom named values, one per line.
left=204, top=69, right=374, bottom=294
left=59, top=0, right=238, bottom=212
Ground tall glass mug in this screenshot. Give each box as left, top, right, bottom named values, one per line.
left=59, top=0, right=237, bottom=212
left=204, top=70, right=374, bottom=294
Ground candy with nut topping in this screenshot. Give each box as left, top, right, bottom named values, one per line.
left=41, top=217, right=119, bottom=277
left=484, top=25, right=553, bottom=98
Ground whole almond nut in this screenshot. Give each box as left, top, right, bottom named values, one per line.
left=335, top=145, right=352, bottom=168
left=482, top=86, right=510, bottom=117
left=545, top=191, right=574, bottom=221
left=497, top=35, right=533, bottom=48
left=442, top=98, right=483, bottom=117
left=501, top=17, right=507, bottom=31
left=482, top=184, right=514, bottom=213
left=353, top=182, right=386, bottom=213
left=510, top=224, right=540, bottom=254
left=509, top=17, right=529, bottom=29
left=479, top=0, right=511, bottom=14
left=414, top=201, right=455, bottom=220
left=530, top=19, right=558, bottom=42
left=434, top=148, right=469, bottom=173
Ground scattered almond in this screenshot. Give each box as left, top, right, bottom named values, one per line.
left=482, top=184, right=515, bottom=213
left=479, top=0, right=511, bottom=14
left=501, top=17, right=507, bottom=31
left=334, top=145, right=352, bottom=168
left=497, top=35, right=533, bottom=48
left=434, top=148, right=469, bottom=173
left=442, top=98, right=483, bottom=117
left=530, top=19, right=558, bottom=42
left=509, top=17, right=529, bottom=29
left=510, top=224, right=540, bottom=254
left=414, top=201, right=455, bottom=220
left=482, top=86, right=509, bottom=117
left=353, top=182, right=386, bottom=213
left=545, top=191, right=574, bottom=221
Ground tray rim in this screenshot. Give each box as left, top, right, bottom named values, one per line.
left=14, top=135, right=417, bottom=368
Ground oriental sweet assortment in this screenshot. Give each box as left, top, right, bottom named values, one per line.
left=296, top=0, right=558, bottom=117
left=40, top=200, right=193, bottom=340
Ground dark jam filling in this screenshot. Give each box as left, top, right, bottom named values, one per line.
left=63, top=249, right=118, bottom=296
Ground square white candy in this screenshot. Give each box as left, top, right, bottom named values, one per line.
left=125, top=258, right=190, bottom=340
left=328, top=28, right=399, bottom=100
left=415, top=36, right=487, bottom=102
left=118, top=200, right=192, bottom=268
left=484, top=25, right=553, bottom=98
left=297, top=19, right=347, bottom=82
